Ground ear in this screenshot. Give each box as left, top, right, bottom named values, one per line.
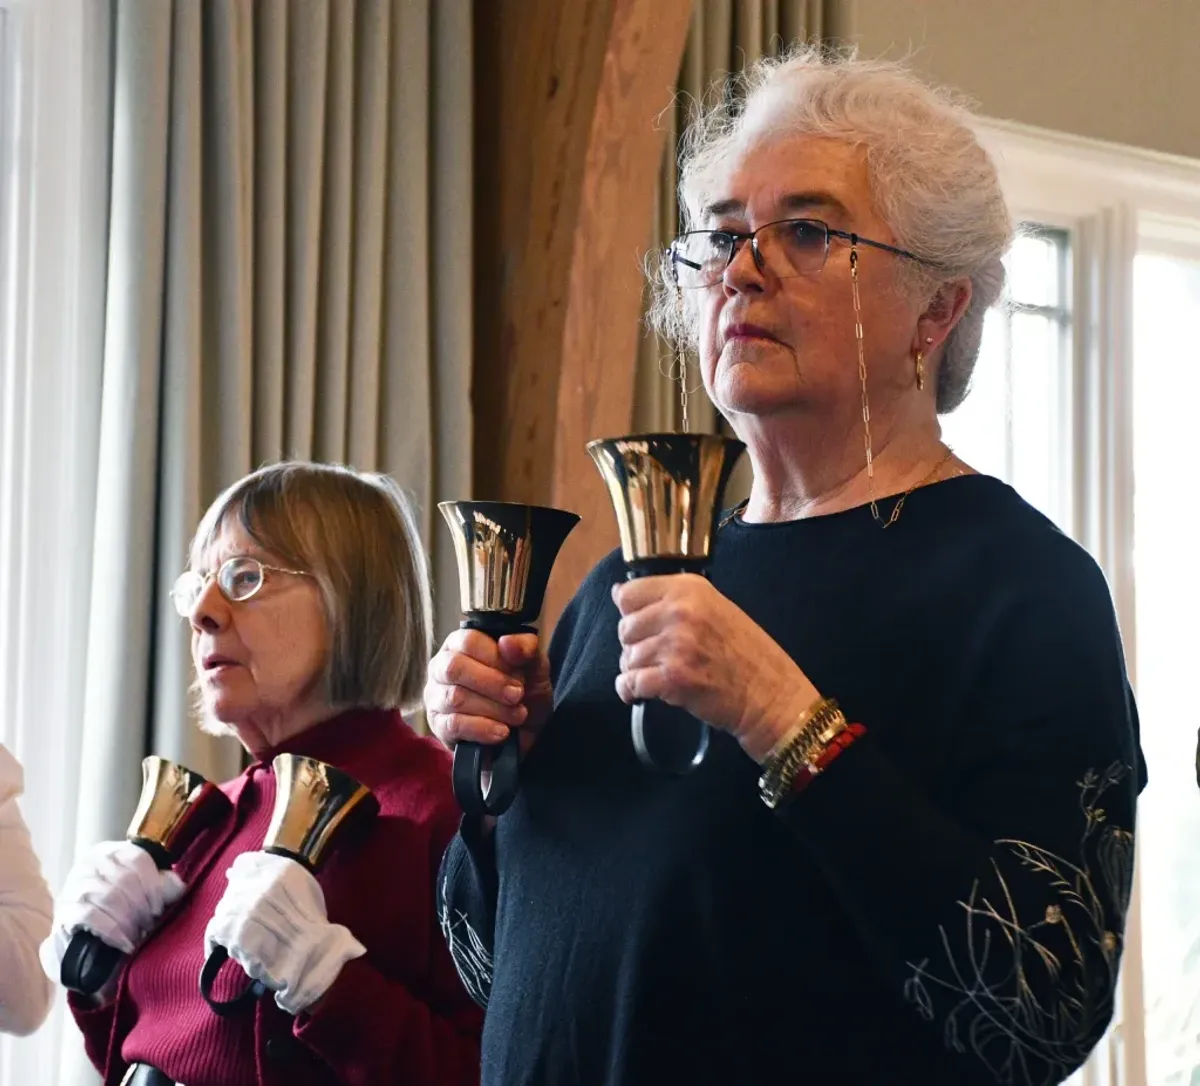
left=913, top=278, right=972, bottom=354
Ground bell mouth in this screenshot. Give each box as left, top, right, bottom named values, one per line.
left=586, top=433, right=746, bottom=565
left=263, top=755, right=379, bottom=872
left=438, top=501, right=580, bottom=625
left=126, top=757, right=231, bottom=867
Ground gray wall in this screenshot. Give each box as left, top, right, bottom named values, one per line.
left=853, top=0, right=1200, bottom=160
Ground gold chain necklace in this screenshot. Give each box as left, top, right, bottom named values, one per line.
left=718, top=445, right=955, bottom=531
left=876, top=443, right=956, bottom=528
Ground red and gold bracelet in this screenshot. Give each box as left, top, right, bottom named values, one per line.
left=782, top=722, right=867, bottom=802
left=757, top=696, right=866, bottom=809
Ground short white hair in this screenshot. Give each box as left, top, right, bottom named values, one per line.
left=647, top=45, right=1013, bottom=413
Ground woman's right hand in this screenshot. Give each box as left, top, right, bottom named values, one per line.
left=39, top=839, right=185, bottom=980
left=424, top=630, right=553, bottom=757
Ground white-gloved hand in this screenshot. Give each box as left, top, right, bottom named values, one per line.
left=204, top=851, right=366, bottom=1016
left=39, top=839, right=185, bottom=983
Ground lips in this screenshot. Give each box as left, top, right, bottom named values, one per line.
left=723, top=322, right=782, bottom=344
left=202, top=653, right=240, bottom=672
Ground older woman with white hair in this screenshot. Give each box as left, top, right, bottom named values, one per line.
left=42, top=462, right=481, bottom=1086
left=427, top=48, right=1145, bottom=1086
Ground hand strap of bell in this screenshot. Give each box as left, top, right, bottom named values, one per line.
left=199, top=944, right=268, bottom=1016
left=625, top=564, right=711, bottom=775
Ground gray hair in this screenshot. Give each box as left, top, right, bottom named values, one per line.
left=189, top=461, right=433, bottom=712
left=647, top=45, right=1014, bottom=413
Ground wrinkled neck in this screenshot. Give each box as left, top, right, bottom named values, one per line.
left=734, top=400, right=945, bottom=523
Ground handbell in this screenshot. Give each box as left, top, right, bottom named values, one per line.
left=259, top=754, right=379, bottom=870
left=200, top=754, right=378, bottom=1016
left=61, top=757, right=231, bottom=994
left=587, top=432, right=746, bottom=773
left=439, top=500, right=580, bottom=817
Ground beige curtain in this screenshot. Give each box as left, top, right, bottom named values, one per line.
left=74, top=0, right=473, bottom=849
left=634, top=0, right=849, bottom=478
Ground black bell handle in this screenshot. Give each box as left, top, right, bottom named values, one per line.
left=60, top=932, right=125, bottom=995
left=630, top=701, right=710, bottom=774
left=450, top=618, right=534, bottom=818
left=199, top=945, right=268, bottom=1016
left=625, top=564, right=711, bottom=774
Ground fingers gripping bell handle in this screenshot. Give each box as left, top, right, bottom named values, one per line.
left=451, top=619, right=529, bottom=818
left=60, top=933, right=126, bottom=995
left=60, top=837, right=173, bottom=995
left=63, top=759, right=233, bottom=994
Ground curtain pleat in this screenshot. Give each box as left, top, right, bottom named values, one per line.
left=313, top=2, right=355, bottom=463
left=77, top=0, right=175, bottom=844
left=380, top=0, right=433, bottom=540
left=153, top=0, right=218, bottom=784
left=427, top=0, right=474, bottom=634
left=251, top=0, right=287, bottom=462
left=80, top=0, right=472, bottom=818
left=346, top=1, right=391, bottom=471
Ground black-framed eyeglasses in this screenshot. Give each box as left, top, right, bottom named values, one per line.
left=170, top=556, right=313, bottom=618
left=668, top=217, right=938, bottom=289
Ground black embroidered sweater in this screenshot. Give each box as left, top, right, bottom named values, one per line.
left=437, top=476, right=1146, bottom=1086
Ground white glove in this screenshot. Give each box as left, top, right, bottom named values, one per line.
left=40, top=839, right=185, bottom=981
left=204, top=851, right=366, bottom=1016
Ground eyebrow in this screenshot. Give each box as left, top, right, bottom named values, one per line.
left=700, top=191, right=854, bottom=225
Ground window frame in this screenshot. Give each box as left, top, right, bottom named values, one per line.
left=944, top=223, right=1075, bottom=523
left=973, top=114, right=1200, bottom=1086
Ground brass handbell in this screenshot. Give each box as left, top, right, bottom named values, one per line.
left=439, top=500, right=580, bottom=817
left=261, top=754, right=379, bottom=871
left=200, top=754, right=378, bottom=1016
left=587, top=433, right=746, bottom=773
left=61, top=757, right=231, bottom=994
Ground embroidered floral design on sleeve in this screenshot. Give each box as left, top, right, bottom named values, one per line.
left=439, top=873, right=494, bottom=1008
left=904, top=764, right=1135, bottom=1086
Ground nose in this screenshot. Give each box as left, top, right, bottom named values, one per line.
left=189, top=575, right=229, bottom=634
left=722, top=236, right=767, bottom=295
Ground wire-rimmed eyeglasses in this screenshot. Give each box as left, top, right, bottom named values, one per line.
left=170, top=556, right=313, bottom=618
left=669, top=217, right=938, bottom=289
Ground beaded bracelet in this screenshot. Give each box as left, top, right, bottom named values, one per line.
left=783, top=723, right=867, bottom=802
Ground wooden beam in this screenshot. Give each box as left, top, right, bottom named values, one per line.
left=544, top=0, right=694, bottom=626
left=472, top=0, right=694, bottom=627
left=472, top=0, right=618, bottom=508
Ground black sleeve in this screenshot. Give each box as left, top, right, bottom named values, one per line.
left=436, top=816, right=499, bottom=1010
left=780, top=540, right=1144, bottom=1084
left=434, top=574, right=596, bottom=1010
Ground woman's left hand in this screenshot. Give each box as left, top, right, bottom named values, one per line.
left=613, top=574, right=822, bottom=762
left=204, top=852, right=366, bottom=1016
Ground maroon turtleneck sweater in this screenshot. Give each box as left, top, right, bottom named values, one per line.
left=68, top=708, right=482, bottom=1086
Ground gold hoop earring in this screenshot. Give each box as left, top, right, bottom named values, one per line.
left=915, top=349, right=925, bottom=392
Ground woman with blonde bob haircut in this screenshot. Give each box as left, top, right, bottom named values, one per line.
left=429, top=47, right=1145, bottom=1086
left=45, top=462, right=482, bottom=1086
